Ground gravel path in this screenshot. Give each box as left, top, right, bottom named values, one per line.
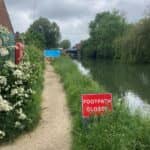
left=1, top=62, right=71, bottom=150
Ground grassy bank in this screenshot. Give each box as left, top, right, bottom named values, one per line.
left=52, top=56, right=150, bottom=150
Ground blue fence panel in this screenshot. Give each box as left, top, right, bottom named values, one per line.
left=44, top=49, right=61, bottom=58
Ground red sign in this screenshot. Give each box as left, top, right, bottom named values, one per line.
left=81, top=93, right=112, bottom=118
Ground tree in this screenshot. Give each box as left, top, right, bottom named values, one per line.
left=59, top=39, right=71, bottom=49
left=88, top=11, right=127, bottom=59
left=25, top=17, right=61, bottom=49
left=114, top=17, right=150, bottom=63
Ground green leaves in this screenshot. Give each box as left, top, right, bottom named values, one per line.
left=81, top=11, right=127, bottom=59
left=25, top=17, right=61, bottom=49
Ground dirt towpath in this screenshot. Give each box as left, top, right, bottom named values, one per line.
left=1, top=62, right=71, bottom=150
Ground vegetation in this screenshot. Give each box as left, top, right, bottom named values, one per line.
left=53, top=56, right=150, bottom=150
left=59, top=39, right=71, bottom=49
left=80, top=10, right=150, bottom=63
left=25, top=17, right=61, bottom=49
left=81, top=11, right=127, bottom=59
left=114, top=17, right=150, bottom=63
left=0, top=26, right=44, bottom=143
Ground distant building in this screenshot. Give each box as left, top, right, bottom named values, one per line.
left=0, top=0, right=14, bottom=32
left=74, top=43, right=81, bottom=50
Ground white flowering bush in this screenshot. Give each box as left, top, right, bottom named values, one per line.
left=0, top=30, right=44, bottom=143
left=0, top=58, right=44, bottom=143
left=0, top=60, right=36, bottom=142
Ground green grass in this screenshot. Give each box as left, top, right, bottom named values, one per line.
left=52, top=56, right=150, bottom=150
left=23, top=45, right=44, bottom=130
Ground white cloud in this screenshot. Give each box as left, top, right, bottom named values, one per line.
left=5, top=0, right=150, bottom=45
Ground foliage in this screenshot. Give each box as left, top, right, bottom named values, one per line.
left=59, top=39, right=71, bottom=49
left=80, top=10, right=150, bottom=64
left=81, top=11, right=127, bottom=59
left=25, top=17, right=61, bottom=49
left=114, top=17, right=150, bottom=63
left=0, top=44, right=44, bottom=143
left=25, top=31, right=45, bottom=49
left=53, top=56, right=150, bottom=150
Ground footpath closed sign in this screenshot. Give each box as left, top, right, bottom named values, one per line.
left=81, top=93, right=112, bottom=118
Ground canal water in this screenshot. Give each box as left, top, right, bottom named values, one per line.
left=74, top=59, right=150, bottom=116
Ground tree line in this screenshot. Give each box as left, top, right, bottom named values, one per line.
left=80, top=10, right=150, bottom=63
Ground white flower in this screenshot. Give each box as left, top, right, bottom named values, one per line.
left=0, top=130, right=5, bottom=139
left=0, top=95, right=13, bottom=112
left=28, top=88, right=33, bottom=93
left=5, top=61, right=16, bottom=68
left=0, top=48, right=9, bottom=56
left=15, top=121, right=21, bottom=128
left=24, top=94, right=29, bottom=98
left=11, top=87, right=25, bottom=97
left=15, top=80, right=23, bottom=85
left=13, top=100, right=23, bottom=108
left=16, top=108, right=27, bottom=120
left=15, top=121, right=24, bottom=129
left=19, top=113, right=26, bottom=120
left=19, top=87, right=24, bottom=93
left=0, top=76, right=7, bottom=86
left=24, top=62, right=30, bottom=67
left=13, top=69, right=23, bottom=78
left=11, top=89, right=18, bottom=96
left=5, top=87, right=9, bottom=91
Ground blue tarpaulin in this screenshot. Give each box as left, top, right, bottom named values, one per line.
left=44, top=49, right=61, bottom=58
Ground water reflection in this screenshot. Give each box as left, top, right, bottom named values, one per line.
left=81, top=59, right=150, bottom=105
left=125, top=91, right=150, bottom=116
left=73, top=60, right=90, bottom=76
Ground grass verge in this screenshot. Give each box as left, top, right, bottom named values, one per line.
left=52, top=56, right=150, bottom=150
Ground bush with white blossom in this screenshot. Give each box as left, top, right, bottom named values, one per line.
left=0, top=26, right=44, bottom=143
left=0, top=60, right=36, bottom=141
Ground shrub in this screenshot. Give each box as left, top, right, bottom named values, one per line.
left=0, top=41, right=44, bottom=143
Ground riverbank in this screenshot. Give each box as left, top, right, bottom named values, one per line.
left=52, top=56, right=150, bottom=150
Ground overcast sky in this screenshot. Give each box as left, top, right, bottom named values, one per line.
left=5, top=0, right=150, bottom=45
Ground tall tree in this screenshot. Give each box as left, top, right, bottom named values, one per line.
left=83, top=11, right=127, bottom=59
left=114, top=17, right=150, bottom=63
left=25, top=17, right=61, bottom=48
